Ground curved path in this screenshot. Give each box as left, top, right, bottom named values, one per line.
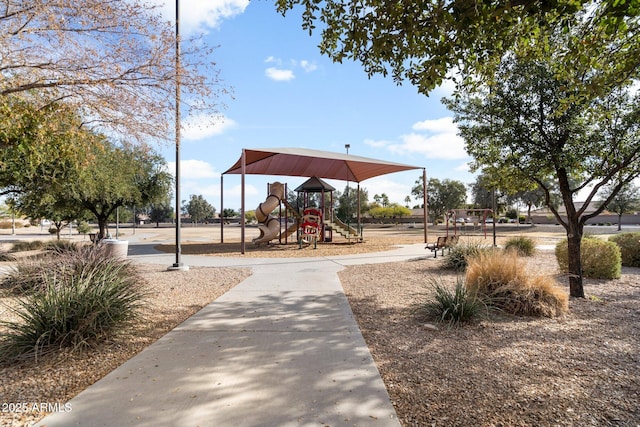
left=37, top=242, right=429, bottom=427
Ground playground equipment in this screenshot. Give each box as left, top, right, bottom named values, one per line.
left=253, top=182, right=285, bottom=244
left=299, top=208, right=322, bottom=248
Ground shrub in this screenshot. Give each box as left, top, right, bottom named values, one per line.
left=0, top=246, right=147, bottom=362
left=466, top=250, right=568, bottom=317
left=609, top=232, right=640, bottom=267
left=76, top=221, right=92, bottom=235
left=44, top=240, right=83, bottom=254
left=0, top=251, right=16, bottom=262
left=442, top=242, right=493, bottom=272
left=416, top=278, right=487, bottom=327
left=503, top=236, right=536, bottom=256
left=10, top=240, right=45, bottom=252
left=555, top=238, right=621, bottom=279
left=0, top=221, right=22, bottom=229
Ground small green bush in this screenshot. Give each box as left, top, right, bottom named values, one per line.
left=76, top=221, right=92, bottom=235
left=609, top=232, right=640, bottom=267
left=416, top=278, right=487, bottom=327
left=0, top=246, right=147, bottom=362
left=503, top=236, right=536, bottom=256
left=442, top=242, right=492, bottom=272
left=555, top=238, right=621, bottom=279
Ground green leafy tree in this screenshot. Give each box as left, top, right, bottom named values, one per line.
left=148, top=203, right=174, bottom=227
left=413, top=178, right=466, bottom=223
left=372, top=193, right=390, bottom=207
left=223, top=208, right=238, bottom=219
left=0, top=100, right=90, bottom=196
left=185, top=195, right=216, bottom=226
left=336, top=186, right=369, bottom=222
left=368, top=204, right=411, bottom=220
left=599, top=181, right=640, bottom=231
left=10, top=191, right=88, bottom=241
left=445, top=57, right=640, bottom=298
left=274, top=0, right=639, bottom=96
left=73, top=140, right=173, bottom=238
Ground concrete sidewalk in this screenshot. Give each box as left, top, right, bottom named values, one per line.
left=37, top=244, right=428, bottom=427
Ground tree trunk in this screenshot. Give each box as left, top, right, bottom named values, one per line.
left=618, top=213, right=622, bottom=231
left=97, top=218, right=109, bottom=239
left=566, top=219, right=585, bottom=298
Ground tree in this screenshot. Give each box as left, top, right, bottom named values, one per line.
left=413, top=178, right=466, bottom=223
left=445, top=57, right=640, bottom=298
left=75, top=140, right=173, bottom=238
left=9, top=191, right=88, bottom=241
left=0, top=0, right=225, bottom=142
left=336, top=186, right=369, bottom=222
left=599, top=181, right=640, bottom=231
left=368, top=204, right=412, bottom=221
left=373, top=193, right=390, bottom=207
left=185, top=195, right=215, bottom=226
left=0, top=100, right=91, bottom=196
left=223, top=208, right=239, bottom=219
left=275, top=0, right=639, bottom=96
left=148, top=202, right=174, bottom=227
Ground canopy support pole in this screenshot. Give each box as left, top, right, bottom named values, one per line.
left=220, top=175, right=224, bottom=243
left=423, top=168, right=428, bottom=243
left=241, top=149, right=246, bottom=254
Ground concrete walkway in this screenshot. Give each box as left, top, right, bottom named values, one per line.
left=37, top=243, right=429, bottom=427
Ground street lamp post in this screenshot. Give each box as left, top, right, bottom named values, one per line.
left=170, top=0, right=188, bottom=271
left=345, top=144, right=350, bottom=241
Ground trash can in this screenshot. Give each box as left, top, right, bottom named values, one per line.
left=102, top=239, right=128, bottom=259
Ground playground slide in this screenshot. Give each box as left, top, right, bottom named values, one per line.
left=253, top=182, right=285, bottom=244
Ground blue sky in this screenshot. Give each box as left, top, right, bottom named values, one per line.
left=155, top=0, right=474, bottom=213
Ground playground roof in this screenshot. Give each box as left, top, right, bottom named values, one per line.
left=294, top=176, right=335, bottom=192
left=223, top=147, right=422, bottom=183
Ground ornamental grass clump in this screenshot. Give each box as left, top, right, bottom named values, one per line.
left=0, top=245, right=147, bottom=363
left=609, top=232, right=640, bottom=267
left=417, top=278, right=488, bottom=327
left=442, top=242, right=493, bottom=272
left=555, top=237, right=621, bottom=279
left=465, top=250, right=568, bottom=318
left=503, top=236, right=536, bottom=256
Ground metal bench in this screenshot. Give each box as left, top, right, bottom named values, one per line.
left=425, top=235, right=459, bottom=258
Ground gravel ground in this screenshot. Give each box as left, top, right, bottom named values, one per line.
left=1, top=227, right=639, bottom=426
left=339, top=250, right=640, bottom=426
left=0, top=264, right=251, bottom=427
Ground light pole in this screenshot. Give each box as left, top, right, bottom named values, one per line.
left=170, top=0, right=188, bottom=270
left=345, top=144, right=350, bottom=240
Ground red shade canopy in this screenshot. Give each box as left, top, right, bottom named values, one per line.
left=223, top=147, right=422, bottom=183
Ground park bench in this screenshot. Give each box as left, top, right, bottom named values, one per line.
left=425, top=235, right=459, bottom=258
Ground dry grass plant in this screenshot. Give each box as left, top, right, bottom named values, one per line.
left=465, top=249, right=568, bottom=317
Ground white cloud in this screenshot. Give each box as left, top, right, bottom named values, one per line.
left=299, top=60, right=318, bottom=72
left=368, top=117, right=466, bottom=160
left=412, top=117, right=456, bottom=133
left=265, top=67, right=295, bottom=81
left=182, top=114, right=237, bottom=141
left=153, top=0, right=250, bottom=36
left=167, top=160, right=219, bottom=180
left=364, top=177, right=415, bottom=205
left=363, top=138, right=392, bottom=148
left=264, top=57, right=317, bottom=81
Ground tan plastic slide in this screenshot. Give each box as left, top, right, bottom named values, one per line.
left=253, top=182, right=285, bottom=244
